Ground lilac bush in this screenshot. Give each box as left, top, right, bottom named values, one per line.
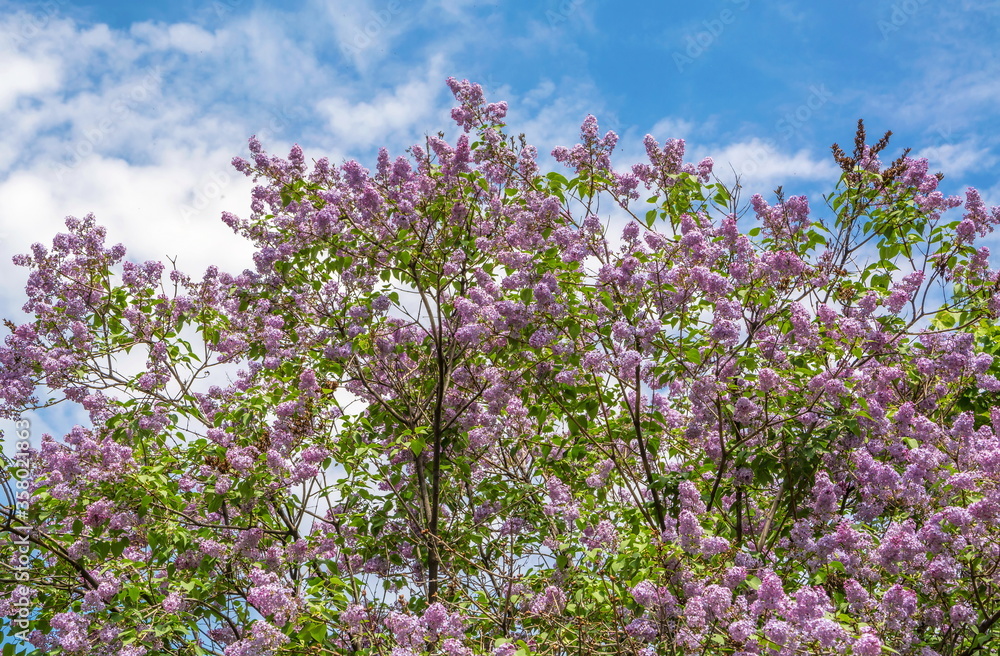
left=3, top=78, right=1000, bottom=656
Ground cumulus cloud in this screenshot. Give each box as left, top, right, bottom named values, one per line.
left=709, top=138, right=840, bottom=189
left=916, top=139, right=997, bottom=181
left=0, top=6, right=465, bottom=286
left=0, top=51, right=62, bottom=112
left=316, top=55, right=449, bottom=152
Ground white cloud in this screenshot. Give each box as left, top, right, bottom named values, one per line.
left=510, top=77, right=612, bottom=159
left=916, top=139, right=997, bottom=180
left=0, top=152, right=256, bottom=280
left=0, top=51, right=62, bottom=112
left=128, top=21, right=218, bottom=54
left=705, top=137, right=840, bottom=193
left=316, top=56, right=448, bottom=151
left=0, top=2, right=492, bottom=322
left=862, top=5, right=1000, bottom=149
left=984, top=177, right=1000, bottom=205
left=314, top=0, right=415, bottom=73
left=648, top=117, right=697, bottom=142
left=176, top=22, right=217, bottom=53
left=0, top=16, right=292, bottom=290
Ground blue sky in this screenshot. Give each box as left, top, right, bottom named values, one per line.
left=0, top=0, right=998, bottom=440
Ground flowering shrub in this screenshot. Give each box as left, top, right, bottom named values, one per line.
left=3, top=78, right=1000, bottom=656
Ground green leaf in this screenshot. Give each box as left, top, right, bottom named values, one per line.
left=307, top=622, right=327, bottom=641
left=546, top=171, right=570, bottom=186
left=110, top=539, right=129, bottom=558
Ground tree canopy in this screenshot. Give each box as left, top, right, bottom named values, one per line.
left=3, top=78, right=1000, bottom=656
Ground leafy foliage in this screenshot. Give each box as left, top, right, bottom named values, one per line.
left=3, top=80, right=1000, bottom=656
